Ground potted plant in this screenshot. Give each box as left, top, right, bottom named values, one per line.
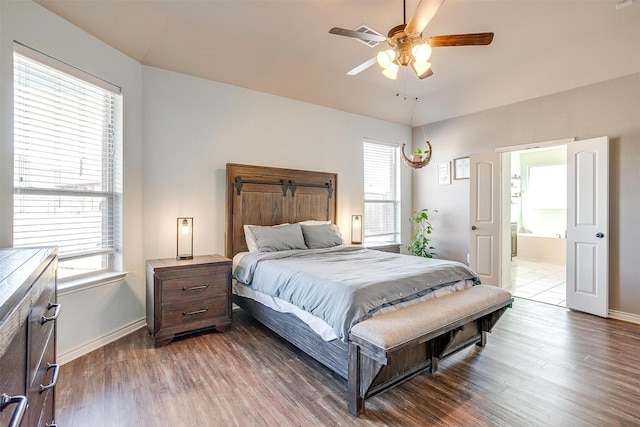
left=411, top=148, right=426, bottom=162
left=407, top=208, right=437, bottom=258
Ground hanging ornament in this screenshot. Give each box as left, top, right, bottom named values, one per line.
left=401, top=141, right=432, bottom=169
left=401, top=98, right=432, bottom=169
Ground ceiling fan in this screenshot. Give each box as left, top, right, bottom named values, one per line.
left=329, top=0, right=494, bottom=80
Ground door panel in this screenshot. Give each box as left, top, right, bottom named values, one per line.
left=469, top=152, right=500, bottom=285
left=566, top=136, right=609, bottom=317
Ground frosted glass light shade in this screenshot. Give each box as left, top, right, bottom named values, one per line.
left=376, top=49, right=397, bottom=69
left=412, top=43, right=432, bottom=62
left=411, top=60, right=432, bottom=78
left=177, top=217, right=193, bottom=260
left=351, top=215, right=362, bottom=244
left=382, top=63, right=399, bottom=80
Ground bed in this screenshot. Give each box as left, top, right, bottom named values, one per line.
left=225, top=163, right=512, bottom=416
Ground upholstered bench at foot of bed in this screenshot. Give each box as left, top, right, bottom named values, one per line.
left=347, top=284, right=513, bottom=416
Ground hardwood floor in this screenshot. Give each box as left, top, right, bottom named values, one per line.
left=56, top=299, right=640, bottom=426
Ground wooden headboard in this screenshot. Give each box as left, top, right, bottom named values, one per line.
left=225, top=164, right=338, bottom=258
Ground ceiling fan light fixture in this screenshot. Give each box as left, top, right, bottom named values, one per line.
left=411, top=60, right=432, bottom=78
left=376, top=49, right=397, bottom=69
left=382, top=63, right=399, bottom=80
left=412, top=43, right=432, bottom=62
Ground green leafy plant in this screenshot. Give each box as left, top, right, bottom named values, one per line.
left=411, top=148, right=426, bottom=161
left=407, top=208, right=437, bottom=258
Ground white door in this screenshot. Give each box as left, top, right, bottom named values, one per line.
left=566, top=137, right=609, bottom=317
left=469, top=152, right=501, bottom=285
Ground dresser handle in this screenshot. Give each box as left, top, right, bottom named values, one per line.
left=39, top=363, right=60, bottom=393
left=41, top=303, right=62, bottom=324
left=46, top=424, right=58, bottom=427
left=182, top=308, right=208, bottom=316
left=0, top=393, right=27, bottom=427
left=182, top=284, right=209, bottom=291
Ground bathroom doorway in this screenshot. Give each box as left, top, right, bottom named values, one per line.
left=505, top=145, right=567, bottom=306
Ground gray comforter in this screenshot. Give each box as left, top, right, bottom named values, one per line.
left=234, top=246, right=481, bottom=342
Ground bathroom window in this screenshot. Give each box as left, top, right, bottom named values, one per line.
left=527, top=164, right=566, bottom=209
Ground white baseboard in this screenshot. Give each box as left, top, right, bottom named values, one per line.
left=609, top=309, right=640, bottom=325
left=57, top=317, right=146, bottom=365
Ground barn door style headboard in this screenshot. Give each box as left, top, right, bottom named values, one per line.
left=225, top=164, right=338, bottom=258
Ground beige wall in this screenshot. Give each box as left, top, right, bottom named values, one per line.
left=142, top=66, right=412, bottom=261
left=412, top=73, right=640, bottom=315
left=0, top=0, right=145, bottom=361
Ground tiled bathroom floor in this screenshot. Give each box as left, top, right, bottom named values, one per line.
left=505, top=257, right=567, bottom=307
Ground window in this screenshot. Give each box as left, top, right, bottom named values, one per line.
left=527, top=164, right=567, bottom=209
left=13, top=44, right=122, bottom=280
left=363, top=140, right=400, bottom=243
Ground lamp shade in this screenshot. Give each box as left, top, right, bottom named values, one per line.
left=411, top=60, right=432, bottom=78
left=177, top=217, right=193, bottom=260
left=351, top=215, right=363, bottom=244
left=382, top=63, right=399, bottom=80
left=376, top=49, right=397, bottom=69
left=412, top=43, right=432, bottom=62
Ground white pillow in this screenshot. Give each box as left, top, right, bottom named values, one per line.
left=298, top=219, right=331, bottom=226
left=243, top=224, right=259, bottom=252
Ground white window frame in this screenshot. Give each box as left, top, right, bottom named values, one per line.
left=363, top=139, right=401, bottom=244
left=12, top=43, right=124, bottom=285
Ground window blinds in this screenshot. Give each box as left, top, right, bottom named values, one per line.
left=363, top=141, right=400, bottom=242
left=13, top=48, right=121, bottom=262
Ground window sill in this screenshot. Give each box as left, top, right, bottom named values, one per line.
left=58, top=271, right=129, bottom=296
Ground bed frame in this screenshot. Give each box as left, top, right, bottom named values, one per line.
left=225, top=163, right=511, bottom=416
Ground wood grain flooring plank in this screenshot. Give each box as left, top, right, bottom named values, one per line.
left=56, top=298, right=640, bottom=426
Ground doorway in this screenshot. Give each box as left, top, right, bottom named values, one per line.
left=470, top=136, right=609, bottom=316
left=503, top=145, right=567, bottom=306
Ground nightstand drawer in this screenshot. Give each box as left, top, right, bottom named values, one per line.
left=162, top=272, right=228, bottom=302
left=161, top=296, right=228, bottom=328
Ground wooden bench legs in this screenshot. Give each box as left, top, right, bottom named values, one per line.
left=347, top=342, right=364, bottom=416
left=347, top=303, right=512, bottom=416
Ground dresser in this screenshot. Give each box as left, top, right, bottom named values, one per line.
left=146, top=255, right=232, bottom=347
left=0, top=247, right=59, bottom=427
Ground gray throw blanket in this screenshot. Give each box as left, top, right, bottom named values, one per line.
left=234, top=246, right=480, bottom=342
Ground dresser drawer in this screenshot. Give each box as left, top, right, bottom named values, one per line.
left=162, top=271, right=229, bottom=303
left=28, top=333, right=57, bottom=427
left=28, top=266, right=57, bottom=386
left=0, top=326, right=27, bottom=427
left=161, top=296, right=228, bottom=328
left=38, top=389, right=55, bottom=427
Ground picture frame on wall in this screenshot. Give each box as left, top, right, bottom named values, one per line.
left=437, top=161, right=451, bottom=185
left=453, top=157, right=470, bottom=180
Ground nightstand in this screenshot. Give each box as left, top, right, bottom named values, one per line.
left=146, top=254, right=232, bottom=347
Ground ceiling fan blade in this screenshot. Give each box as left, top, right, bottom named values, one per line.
left=329, top=27, right=387, bottom=42
left=427, top=33, right=494, bottom=47
left=418, top=68, right=434, bottom=80
left=405, top=0, right=446, bottom=36
left=347, top=57, right=377, bottom=76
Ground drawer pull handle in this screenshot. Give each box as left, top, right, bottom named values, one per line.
left=182, top=308, right=208, bottom=316
left=41, top=303, right=62, bottom=324
left=182, top=284, right=209, bottom=291
left=0, top=393, right=27, bottom=427
left=39, top=363, right=60, bottom=393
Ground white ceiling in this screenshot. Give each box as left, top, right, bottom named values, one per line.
left=35, top=0, right=640, bottom=126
